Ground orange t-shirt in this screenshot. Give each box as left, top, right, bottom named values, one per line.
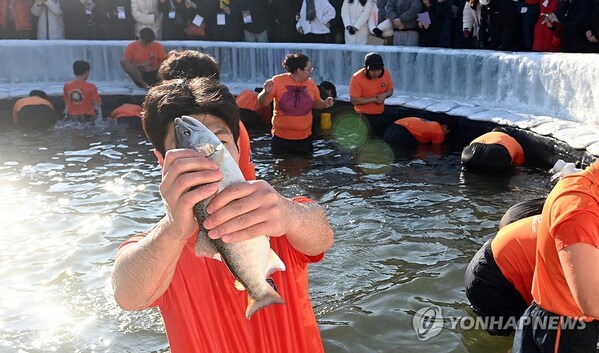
left=123, top=40, right=167, bottom=71
left=532, top=160, right=599, bottom=319
left=349, top=68, right=394, bottom=115
left=238, top=121, right=256, bottom=181
left=63, top=80, right=102, bottom=117
left=118, top=197, right=325, bottom=353
left=265, top=73, right=321, bottom=140
left=110, top=103, right=142, bottom=120
left=12, top=96, right=54, bottom=125
left=491, top=215, right=539, bottom=305
left=237, top=90, right=272, bottom=124
left=472, top=132, right=525, bottom=165
left=394, top=117, right=445, bottom=144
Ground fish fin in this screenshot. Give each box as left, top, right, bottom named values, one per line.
left=194, top=231, right=221, bottom=260
left=265, top=249, right=286, bottom=277
left=234, top=279, right=246, bottom=291
left=245, top=285, right=285, bottom=319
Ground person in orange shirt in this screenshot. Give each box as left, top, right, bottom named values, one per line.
left=63, top=60, right=102, bottom=120
left=513, top=160, right=599, bottom=353
left=383, top=116, right=448, bottom=147
left=461, top=127, right=525, bottom=174
left=236, top=89, right=273, bottom=131
left=111, top=78, right=334, bottom=353
left=349, top=52, right=394, bottom=137
left=465, top=215, right=539, bottom=336
left=258, top=53, right=334, bottom=156
left=110, top=103, right=142, bottom=127
left=12, top=90, right=58, bottom=130
left=121, top=27, right=167, bottom=88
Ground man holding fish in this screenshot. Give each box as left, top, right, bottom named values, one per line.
left=111, top=77, right=334, bottom=353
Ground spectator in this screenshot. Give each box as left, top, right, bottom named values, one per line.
left=63, top=60, right=102, bottom=120
left=258, top=53, right=334, bottom=156
left=241, top=0, right=269, bottom=41
left=98, top=0, right=134, bottom=39
left=131, top=0, right=162, bottom=38
left=185, top=0, right=215, bottom=40
left=296, top=0, right=336, bottom=43
left=460, top=127, right=525, bottom=175
left=341, top=0, right=374, bottom=44
left=0, top=0, right=34, bottom=39
left=478, top=0, right=502, bottom=49
left=369, top=0, right=394, bottom=40
left=385, top=0, right=422, bottom=45
left=158, top=0, right=188, bottom=40
left=121, top=27, right=167, bottom=88
left=12, top=90, right=58, bottom=130
left=529, top=0, right=561, bottom=51
left=349, top=52, right=394, bottom=137
left=328, top=0, right=346, bottom=42
left=584, top=0, right=599, bottom=52
left=31, top=0, right=64, bottom=39
left=61, top=0, right=103, bottom=39
left=269, top=0, right=303, bottom=42
left=209, top=0, right=243, bottom=41
left=555, top=0, right=592, bottom=53
left=512, top=161, right=599, bottom=353
left=462, top=0, right=481, bottom=47
left=383, top=117, right=449, bottom=147
left=418, top=0, right=449, bottom=47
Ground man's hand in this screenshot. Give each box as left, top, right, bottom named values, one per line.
left=392, top=18, right=402, bottom=29
left=203, top=180, right=291, bottom=243
left=160, top=148, right=222, bottom=241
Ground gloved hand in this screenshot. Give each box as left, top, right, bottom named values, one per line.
left=463, top=29, right=471, bottom=38
left=346, top=26, right=356, bottom=35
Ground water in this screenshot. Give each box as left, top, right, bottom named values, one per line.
left=0, top=120, right=552, bottom=353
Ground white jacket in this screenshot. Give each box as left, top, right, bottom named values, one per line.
left=341, top=0, right=374, bottom=44
left=462, top=2, right=481, bottom=38
left=131, top=0, right=163, bottom=39
left=31, top=0, right=64, bottom=39
left=297, top=0, right=336, bottom=35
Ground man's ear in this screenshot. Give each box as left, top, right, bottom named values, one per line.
left=154, top=149, right=165, bottom=167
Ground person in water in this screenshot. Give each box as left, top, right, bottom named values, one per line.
left=383, top=116, right=449, bottom=147
left=63, top=60, right=102, bottom=120
left=12, top=90, right=58, bottom=130
left=461, top=127, right=525, bottom=175
left=111, top=77, right=334, bottom=353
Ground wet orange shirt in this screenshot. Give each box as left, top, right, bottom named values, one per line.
left=532, top=160, right=599, bottom=319
left=12, top=96, right=54, bottom=125
left=110, top=103, right=142, bottom=120
left=394, top=117, right=445, bottom=144
left=238, top=121, right=256, bottom=181
left=472, top=132, right=525, bottom=165
left=118, top=197, right=325, bottom=353
left=123, top=40, right=167, bottom=70
left=349, top=68, right=393, bottom=115
left=265, top=73, right=320, bottom=140
left=491, top=215, right=539, bottom=305
left=63, top=80, right=102, bottom=117
left=236, top=90, right=272, bottom=126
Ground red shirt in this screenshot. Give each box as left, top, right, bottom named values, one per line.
left=532, top=160, right=599, bottom=319
left=394, top=117, right=445, bottom=144
left=123, top=40, right=167, bottom=71
left=118, top=198, right=325, bottom=353
left=349, top=68, right=394, bottom=115
left=110, top=103, right=142, bottom=120
left=12, top=96, right=54, bottom=125
left=63, top=80, right=101, bottom=116
left=238, top=121, right=256, bottom=181
left=472, top=131, right=525, bottom=165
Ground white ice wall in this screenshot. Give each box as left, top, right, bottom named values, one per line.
left=1, top=40, right=598, bottom=125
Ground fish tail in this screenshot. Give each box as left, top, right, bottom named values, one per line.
left=266, top=249, right=286, bottom=277
left=245, top=286, right=285, bottom=319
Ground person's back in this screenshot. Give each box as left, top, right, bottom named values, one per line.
left=121, top=28, right=167, bottom=88
left=384, top=116, right=447, bottom=146
left=63, top=60, right=102, bottom=119
left=12, top=90, right=58, bottom=130
left=461, top=129, right=524, bottom=174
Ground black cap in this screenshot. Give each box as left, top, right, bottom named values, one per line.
left=364, top=52, right=384, bottom=70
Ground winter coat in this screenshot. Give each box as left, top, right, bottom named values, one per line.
left=31, top=0, right=64, bottom=39
left=385, top=0, right=422, bottom=29
left=131, top=0, right=162, bottom=38
left=341, top=0, right=374, bottom=43
left=296, top=0, right=336, bottom=34
left=462, top=0, right=480, bottom=36
left=0, top=0, right=33, bottom=30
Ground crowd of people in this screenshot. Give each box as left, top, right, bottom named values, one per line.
left=1, top=0, right=598, bottom=52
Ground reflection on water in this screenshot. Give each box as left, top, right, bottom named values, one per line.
left=0, top=121, right=552, bottom=353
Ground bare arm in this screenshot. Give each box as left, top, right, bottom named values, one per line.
left=203, top=181, right=334, bottom=256
left=351, top=87, right=393, bottom=105
left=257, top=79, right=273, bottom=106
left=558, top=243, right=599, bottom=318
left=112, top=149, right=222, bottom=310
left=313, top=96, right=334, bottom=110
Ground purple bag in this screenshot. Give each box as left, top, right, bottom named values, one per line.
left=278, top=85, right=315, bottom=116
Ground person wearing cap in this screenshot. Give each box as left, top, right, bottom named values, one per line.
left=349, top=52, right=394, bottom=137
left=120, top=27, right=167, bottom=88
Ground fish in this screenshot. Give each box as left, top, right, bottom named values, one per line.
left=174, top=115, right=286, bottom=319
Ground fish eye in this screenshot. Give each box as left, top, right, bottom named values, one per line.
left=183, top=129, right=191, bottom=136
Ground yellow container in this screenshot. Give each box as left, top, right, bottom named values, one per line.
left=320, top=112, right=332, bottom=131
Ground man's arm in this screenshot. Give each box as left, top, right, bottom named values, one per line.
left=112, top=149, right=222, bottom=311
left=203, top=181, right=334, bottom=257
left=257, top=79, right=273, bottom=107
left=559, top=243, right=599, bottom=318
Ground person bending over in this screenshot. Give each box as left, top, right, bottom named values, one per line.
left=461, top=127, right=525, bottom=175
left=383, top=116, right=448, bottom=147
left=111, top=77, right=334, bottom=353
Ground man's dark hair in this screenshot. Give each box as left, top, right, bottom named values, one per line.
left=139, top=27, right=155, bottom=42
left=282, top=53, right=310, bottom=73
left=157, top=50, right=220, bottom=81
left=142, top=78, right=240, bottom=156
left=29, top=90, right=48, bottom=99
left=319, top=81, right=337, bottom=98
left=73, top=60, right=90, bottom=76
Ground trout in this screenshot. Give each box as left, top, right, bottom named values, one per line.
left=174, top=115, right=286, bottom=319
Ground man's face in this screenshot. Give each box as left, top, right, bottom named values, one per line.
left=162, top=114, right=240, bottom=164
left=367, top=68, right=383, bottom=79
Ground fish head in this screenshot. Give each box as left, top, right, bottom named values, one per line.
left=174, top=115, right=222, bottom=155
